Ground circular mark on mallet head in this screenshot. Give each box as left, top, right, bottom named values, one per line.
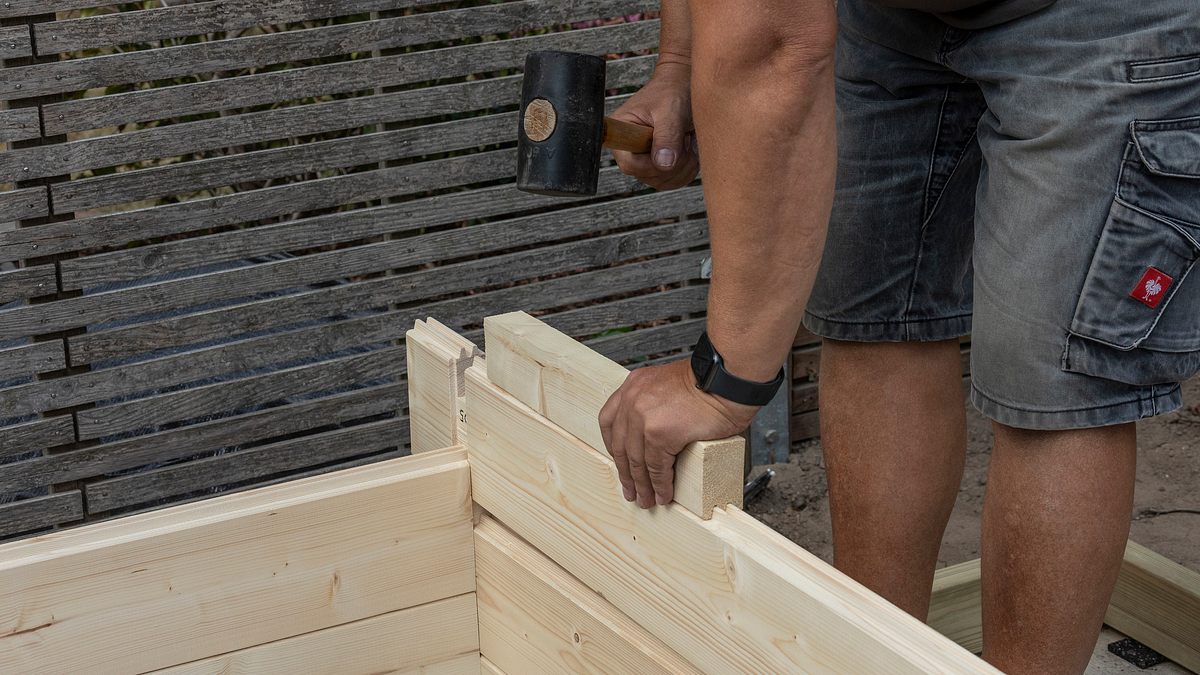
left=523, top=98, right=557, bottom=142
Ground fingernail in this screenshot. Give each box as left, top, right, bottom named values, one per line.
left=654, top=148, right=676, bottom=168
left=623, top=486, right=635, bottom=501
left=655, top=494, right=668, bottom=506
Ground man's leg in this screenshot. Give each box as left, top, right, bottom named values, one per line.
left=820, top=338, right=967, bottom=619
left=981, top=423, right=1135, bottom=674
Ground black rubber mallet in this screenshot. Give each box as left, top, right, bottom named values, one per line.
left=516, top=50, right=654, bottom=196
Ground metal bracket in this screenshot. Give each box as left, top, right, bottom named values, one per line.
left=749, top=358, right=790, bottom=466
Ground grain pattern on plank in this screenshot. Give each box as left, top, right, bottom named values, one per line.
left=60, top=165, right=647, bottom=292
left=154, top=593, right=480, bottom=675
left=8, top=146, right=515, bottom=262
left=0, top=492, right=83, bottom=539
left=587, top=316, right=706, bottom=364
left=0, top=26, right=32, bottom=59
left=0, top=107, right=40, bottom=143
left=0, top=307, right=408, bottom=418
left=0, top=0, right=651, bottom=110
left=85, top=417, right=407, bottom=512
left=464, top=368, right=996, bottom=674
left=0, top=186, right=48, bottom=223
left=480, top=656, right=505, bottom=675
left=1106, top=540, right=1200, bottom=673
left=0, top=0, right=125, bottom=18
left=43, top=20, right=656, bottom=135
left=71, top=247, right=705, bottom=367
left=406, top=319, right=480, bottom=455
left=61, top=177, right=695, bottom=291
left=33, top=0, right=437, bottom=54
left=0, top=384, right=401, bottom=494
left=0, top=417, right=73, bottom=461
left=476, top=516, right=698, bottom=675
left=790, top=409, right=820, bottom=442
left=0, top=448, right=475, bottom=674
left=74, top=347, right=403, bottom=440
left=0, top=267, right=54, bottom=304
left=484, top=312, right=741, bottom=520
left=51, top=82, right=635, bottom=213
left=0, top=340, right=63, bottom=381
left=6, top=211, right=705, bottom=346
left=928, top=559, right=983, bottom=654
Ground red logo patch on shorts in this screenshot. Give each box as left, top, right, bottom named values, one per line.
left=1130, top=267, right=1173, bottom=309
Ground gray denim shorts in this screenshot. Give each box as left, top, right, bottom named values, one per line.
left=803, top=0, right=1200, bottom=429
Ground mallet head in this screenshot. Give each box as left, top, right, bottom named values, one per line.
left=516, top=50, right=608, bottom=197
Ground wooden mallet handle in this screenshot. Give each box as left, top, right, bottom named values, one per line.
left=602, top=117, right=653, bottom=154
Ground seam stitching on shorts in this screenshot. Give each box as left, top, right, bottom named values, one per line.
left=907, top=85, right=955, bottom=339
left=972, top=381, right=1180, bottom=415
left=804, top=310, right=972, bottom=326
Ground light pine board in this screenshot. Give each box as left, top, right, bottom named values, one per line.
left=0, top=448, right=474, bottom=673
left=483, top=311, right=743, bottom=520
left=407, top=318, right=482, bottom=454
left=476, top=515, right=698, bottom=675
left=464, top=366, right=995, bottom=674
left=156, top=593, right=480, bottom=675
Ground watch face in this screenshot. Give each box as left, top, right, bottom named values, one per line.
left=690, top=333, right=718, bottom=388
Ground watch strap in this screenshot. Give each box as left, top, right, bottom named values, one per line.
left=691, top=332, right=785, bottom=407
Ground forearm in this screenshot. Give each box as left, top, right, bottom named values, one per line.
left=657, top=0, right=693, bottom=70
left=690, top=1, right=838, bottom=382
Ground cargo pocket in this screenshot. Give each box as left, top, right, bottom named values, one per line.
left=1063, top=117, right=1200, bottom=386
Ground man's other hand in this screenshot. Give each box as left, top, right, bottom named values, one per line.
left=610, top=63, right=700, bottom=191
left=598, top=359, right=757, bottom=508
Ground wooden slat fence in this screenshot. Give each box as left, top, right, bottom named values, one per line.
left=0, top=0, right=831, bottom=542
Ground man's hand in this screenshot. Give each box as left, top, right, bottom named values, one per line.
left=610, top=63, right=700, bottom=191
left=598, top=359, right=757, bottom=508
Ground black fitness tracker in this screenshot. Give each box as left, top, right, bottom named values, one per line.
left=689, top=331, right=785, bottom=407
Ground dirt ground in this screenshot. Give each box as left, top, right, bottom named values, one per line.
left=746, top=376, right=1200, bottom=573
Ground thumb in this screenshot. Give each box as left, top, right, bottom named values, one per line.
left=651, top=122, right=686, bottom=170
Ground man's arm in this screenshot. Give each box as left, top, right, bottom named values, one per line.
left=599, top=1, right=838, bottom=509
left=693, top=0, right=838, bottom=383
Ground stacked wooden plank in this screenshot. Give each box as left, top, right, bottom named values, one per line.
left=0, top=0, right=717, bottom=542
left=0, top=446, right=479, bottom=673
left=441, top=312, right=998, bottom=674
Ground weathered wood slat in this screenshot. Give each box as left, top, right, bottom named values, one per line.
left=3, top=146, right=516, bottom=261
left=61, top=165, right=647, bottom=292
left=0, top=416, right=73, bottom=460
left=85, top=417, right=407, bottom=512
left=1, top=304, right=408, bottom=419
left=42, top=20, right=657, bottom=135
left=588, top=317, right=706, bottom=364
left=33, top=0, right=441, bottom=54
left=72, top=248, right=705, bottom=367
left=0, top=26, right=32, bottom=60
left=0, top=340, right=64, bottom=381
left=0, top=449, right=475, bottom=673
left=0, top=107, right=39, bottom=143
left=0, top=384, right=401, bottom=494
left=0, top=186, right=48, bottom=223
left=0, top=267, right=54, bottom=304
left=0, top=0, right=132, bottom=18
left=75, top=346, right=403, bottom=439
left=3, top=184, right=701, bottom=341
left=0, top=491, right=83, bottom=539
left=51, top=79, right=640, bottom=212
left=64, top=180, right=692, bottom=295
left=0, top=0, right=652, bottom=103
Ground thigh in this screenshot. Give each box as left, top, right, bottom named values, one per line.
left=958, top=0, right=1200, bottom=429
left=803, top=0, right=985, bottom=342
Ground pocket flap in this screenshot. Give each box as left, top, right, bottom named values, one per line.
left=1070, top=201, right=1199, bottom=350
left=1132, top=117, right=1200, bottom=178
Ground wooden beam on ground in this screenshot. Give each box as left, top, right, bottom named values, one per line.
left=929, top=542, right=1200, bottom=672
left=929, top=559, right=982, bottom=655
left=483, top=311, right=743, bottom=519
left=0, top=447, right=475, bottom=674
left=465, top=366, right=996, bottom=674
left=475, top=514, right=698, bottom=675
left=157, top=593, right=480, bottom=674
left=1106, top=540, right=1200, bottom=673
left=407, top=318, right=482, bottom=454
